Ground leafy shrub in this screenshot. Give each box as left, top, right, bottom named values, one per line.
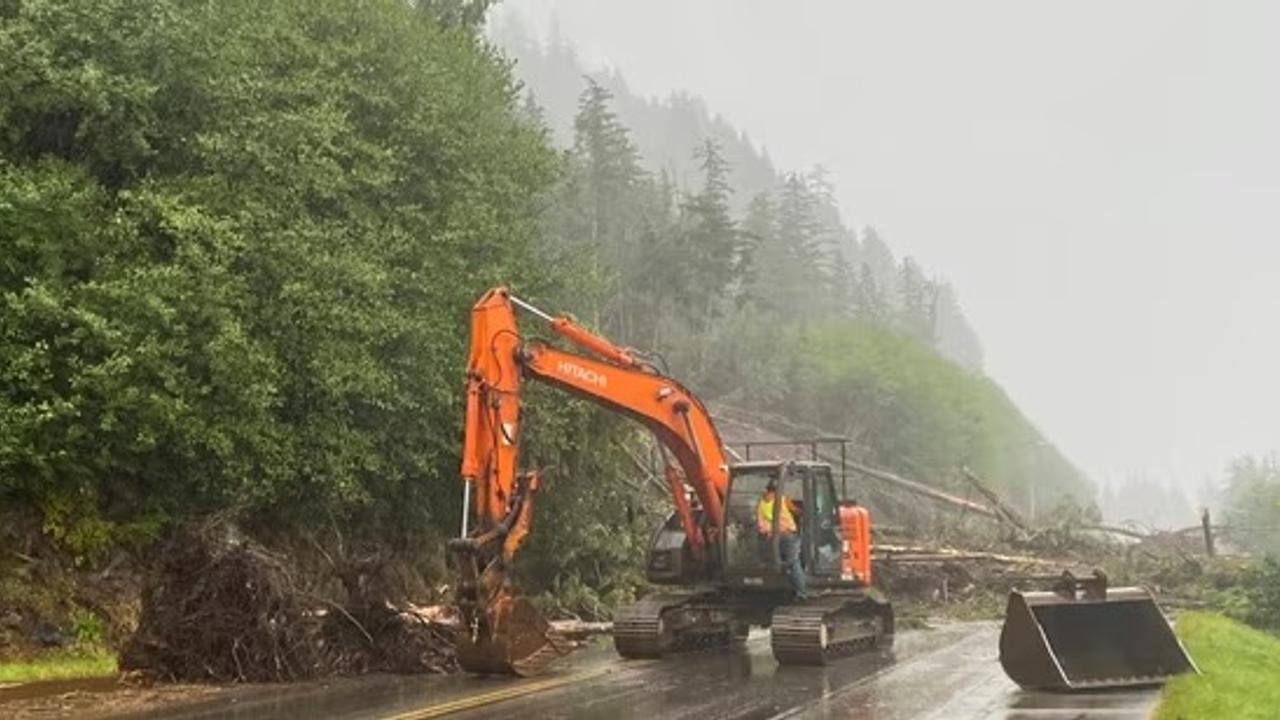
left=0, top=0, right=561, bottom=554
left=70, top=608, right=104, bottom=647
left=1232, top=556, right=1280, bottom=633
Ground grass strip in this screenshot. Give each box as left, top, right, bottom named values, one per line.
left=1154, top=611, right=1280, bottom=720
left=0, top=649, right=117, bottom=683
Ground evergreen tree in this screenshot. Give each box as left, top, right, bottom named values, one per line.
left=830, top=252, right=860, bottom=319
left=859, top=226, right=898, bottom=292
left=896, top=257, right=937, bottom=346
left=933, top=282, right=984, bottom=370
left=567, top=79, right=644, bottom=254
left=1222, top=455, right=1280, bottom=554
left=518, top=90, right=549, bottom=134
left=853, top=262, right=890, bottom=324
left=675, top=140, right=738, bottom=326
left=737, top=192, right=776, bottom=308
left=770, top=173, right=829, bottom=316
left=415, top=0, right=495, bottom=30
left=556, top=79, right=650, bottom=337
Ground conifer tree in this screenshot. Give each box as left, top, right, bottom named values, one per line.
left=853, top=262, right=890, bottom=324
left=772, top=173, right=829, bottom=316
left=557, top=79, right=650, bottom=336
left=676, top=140, right=739, bottom=326
left=896, top=257, right=937, bottom=345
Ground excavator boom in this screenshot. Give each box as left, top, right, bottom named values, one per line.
left=453, top=287, right=730, bottom=675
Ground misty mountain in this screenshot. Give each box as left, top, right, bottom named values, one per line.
left=491, top=12, right=778, bottom=207
left=490, top=9, right=984, bottom=371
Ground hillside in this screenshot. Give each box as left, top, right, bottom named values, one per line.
left=489, top=9, right=984, bottom=372
left=487, top=10, right=1087, bottom=513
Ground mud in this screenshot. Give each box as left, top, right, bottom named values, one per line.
left=0, top=676, right=221, bottom=720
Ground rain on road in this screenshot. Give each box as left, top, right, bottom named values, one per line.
left=127, top=622, right=1159, bottom=720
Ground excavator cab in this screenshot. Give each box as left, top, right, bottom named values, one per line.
left=721, top=462, right=850, bottom=590
left=707, top=460, right=890, bottom=665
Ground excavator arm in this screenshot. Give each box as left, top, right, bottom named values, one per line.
left=451, top=286, right=729, bottom=675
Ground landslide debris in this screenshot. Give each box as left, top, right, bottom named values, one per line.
left=119, top=525, right=458, bottom=682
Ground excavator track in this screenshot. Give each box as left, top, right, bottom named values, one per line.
left=613, top=593, right=692, bottom=658
left=613, top=594, right=672, bottom=658
left=614, top=593, right=735, bottom=658
left=770, top=595, right=892, bottom=665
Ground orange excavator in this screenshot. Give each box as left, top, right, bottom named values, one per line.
left=449, top=286, right=893, bottom=676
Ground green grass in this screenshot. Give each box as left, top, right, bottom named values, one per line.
left=1155, top=612, right=1280, bottom=720
left=0, top=649, right=117, bottom=683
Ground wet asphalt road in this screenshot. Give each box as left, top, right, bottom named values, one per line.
left=126, top=622, right=1159, bottom=720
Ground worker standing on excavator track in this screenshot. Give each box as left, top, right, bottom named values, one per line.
left=757, top=478, right=807, bottom=596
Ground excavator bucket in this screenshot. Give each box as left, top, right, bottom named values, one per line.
left=455, top=591, right=574, bottom=677
left=999, top=572, right=1197, bottom=690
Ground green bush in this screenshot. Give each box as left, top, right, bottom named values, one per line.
left=70, top=608, right=104, bottom=647
left=1230, top=556, right=1280, bottom=633
left=0, top=0, right=562, bottom=554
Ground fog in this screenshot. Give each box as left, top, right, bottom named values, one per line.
left=506, top=0, right=1280, bottom=497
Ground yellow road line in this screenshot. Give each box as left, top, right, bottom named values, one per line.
left=385, top=665, right=616, bottom=719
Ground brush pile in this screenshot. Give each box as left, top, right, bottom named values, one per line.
left=119, top=525, right=458, bottom=682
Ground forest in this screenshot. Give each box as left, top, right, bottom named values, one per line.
left=1, top=0, right=1274, bottom=633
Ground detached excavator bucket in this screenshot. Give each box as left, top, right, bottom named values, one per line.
left=455, top=592, right=573, bottom=677
left=999, top=572, right=1197, bottom=690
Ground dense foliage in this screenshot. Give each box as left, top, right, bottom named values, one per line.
left=0, top=0, right=567, bottom=556
left=1221, top=455, right=1280, bottom=556
left=1234, top=557, right=1280, bottom=632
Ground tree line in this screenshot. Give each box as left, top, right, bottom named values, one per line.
left=527, top=72, right=1091, bottom=525
left=492, top=11, right=985, bottom=372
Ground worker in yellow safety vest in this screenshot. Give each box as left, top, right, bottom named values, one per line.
left=756, top=478, right=808, bottom=596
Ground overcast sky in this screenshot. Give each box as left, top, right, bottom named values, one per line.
left=505, top=0, right=1280, bottom=495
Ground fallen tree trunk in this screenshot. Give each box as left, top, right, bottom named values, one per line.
left=550, top=620, right=613, bottom=640
left=847, top=462, right=1000, bottom=520
left=959, top=467, right=1030, bottom=533
left=873, top=544, right=1056, bottom=565
left=711, top=404, right=1031, bottom=528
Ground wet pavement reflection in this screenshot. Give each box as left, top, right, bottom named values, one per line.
left=126, top=622, right=1159, bottom=720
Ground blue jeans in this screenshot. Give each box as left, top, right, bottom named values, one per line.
left=779, top=533, right=807, bottom=595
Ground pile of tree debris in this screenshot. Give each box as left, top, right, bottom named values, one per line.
left=119, top=524, right=459, bottom=682
left=873, top=544, right=1073, bottom=604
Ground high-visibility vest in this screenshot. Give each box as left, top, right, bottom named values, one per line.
left=757, top=492, right=797, bottom=535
